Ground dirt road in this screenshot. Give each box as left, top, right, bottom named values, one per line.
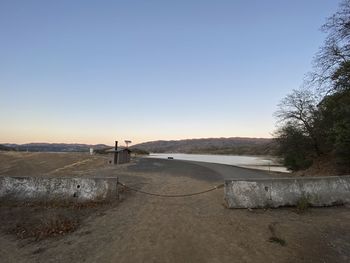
left=1, top=153, right=350, bottom=262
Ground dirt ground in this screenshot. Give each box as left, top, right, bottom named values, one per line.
left=0, top=152, right=350, bottom=263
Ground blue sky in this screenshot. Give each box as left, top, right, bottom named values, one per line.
left=0, top=0, right=341, bottom=145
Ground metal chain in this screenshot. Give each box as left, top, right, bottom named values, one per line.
left=117, top=181, right=224, bottom=198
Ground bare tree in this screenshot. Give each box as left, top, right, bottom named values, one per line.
left=312, top=0, right=350, bottom=93
left=275, top=89, right=321, bottom=155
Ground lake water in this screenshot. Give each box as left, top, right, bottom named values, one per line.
left=147, top=153, right=289, bottom=173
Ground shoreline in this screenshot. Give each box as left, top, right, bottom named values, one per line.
left=147, top=152, right=289, bottom=173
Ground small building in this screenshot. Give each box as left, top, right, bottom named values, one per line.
left=106, top=141, right=131, bottom=165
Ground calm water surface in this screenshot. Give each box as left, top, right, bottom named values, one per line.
left=147, top=153, right=289, bottom=173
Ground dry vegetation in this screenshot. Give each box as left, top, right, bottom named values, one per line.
left=0, top=201, right=114, bottom=241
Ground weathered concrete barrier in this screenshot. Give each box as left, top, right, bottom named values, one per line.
left=0, top=176, right=118, bottom=202
left=224, top=176, right=350, bottom=208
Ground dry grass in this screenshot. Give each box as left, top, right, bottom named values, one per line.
left=0, top=200, right=115, bottom=241
left=296, top=195, right=311, bottom=213
left=268, top=222, right=287, bottom=246
left=10, top=216, right=79, bottom=241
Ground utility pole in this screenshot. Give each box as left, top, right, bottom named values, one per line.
left=125, top=140, right=132, bottom=148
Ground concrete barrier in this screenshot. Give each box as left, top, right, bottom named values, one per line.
left=0, top=176, right=118, bottom=202
left=224, top=176, right=350, bottom=208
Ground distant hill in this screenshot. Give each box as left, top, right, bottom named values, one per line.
left=1, top=143, right=111, bottom=152
left=0, top=144, right=15, bottom=151
left=131, top=137, right=277, bottom=156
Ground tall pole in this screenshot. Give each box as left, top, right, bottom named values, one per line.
left=114, top=141, right=118, bottom=164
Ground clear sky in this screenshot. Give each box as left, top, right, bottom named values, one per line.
left=0, top=0, right=341, bottom=145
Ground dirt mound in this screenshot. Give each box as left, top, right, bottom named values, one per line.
left=293, top=156, right=345, bottom=177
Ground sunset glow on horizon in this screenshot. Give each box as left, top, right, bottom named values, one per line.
left=0, top=0, right=340, bottom=145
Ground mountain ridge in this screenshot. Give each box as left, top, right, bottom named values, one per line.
left=131, top=137, right=276, bottom=155
left=0, top=143, right=111, bottom=152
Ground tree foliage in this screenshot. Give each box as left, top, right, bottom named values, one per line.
left=275, top=1, right=350, bottom=173
left=318, top=89, right=350, bottom=171
left=274, top=124, right=314, bottom=171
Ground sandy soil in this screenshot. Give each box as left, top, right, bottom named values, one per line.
left=0, top=152, right=350, bottom=263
